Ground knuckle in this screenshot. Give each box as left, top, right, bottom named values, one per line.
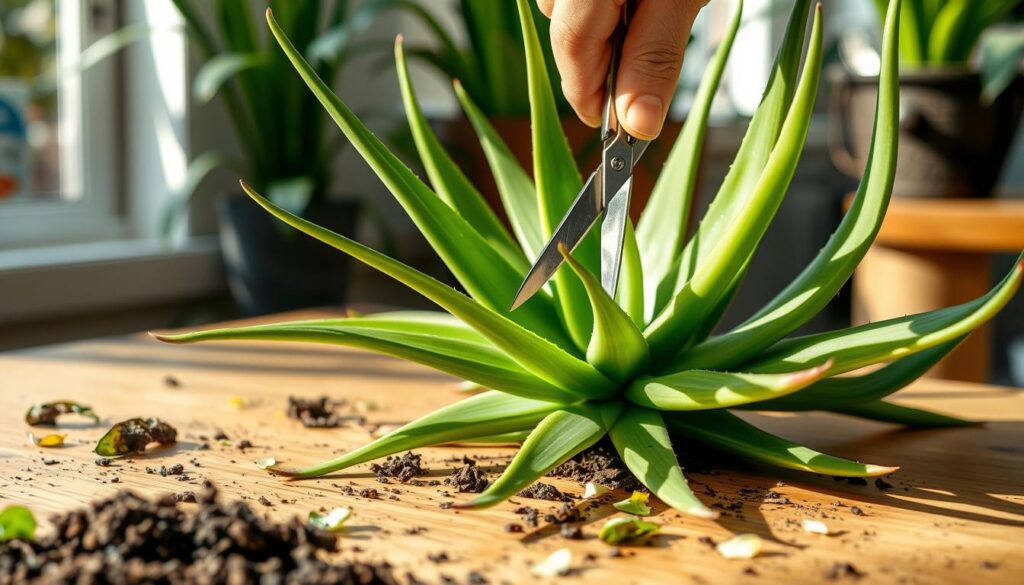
left=629, top=40, right=684, bottom=83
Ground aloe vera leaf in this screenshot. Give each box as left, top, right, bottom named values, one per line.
left=927, top=0, right=973, bottom=63
left=455, top=402, right=622, bottom=509
left=241, top=183, right=616, bottom=399
left=453, top=81, right=545, bottom=260
left=447, top=430, right=532, bottom=445
left=608, top=407, right=717, bottom=518
left=267, top=10, right=572, bottom=349
left=625, top=360, right=832, bottom=411
left=673, top=0, right=902, bottom=371
left=636, top=0, right=742, bottom=324
left=645, top=5, right=824, bottom=360
left=665, top=410, right=898, bottom=477
left=394, top=38, right=525, bottom=269
left=561, top=244, right=650, bottom=382
left=617, top=219, right=645, bottom=326
left=832, top=400, right=978, bottom=428
left=516, top=0, right=594, bottom=349
left=746, top=338, right=962, bottom=412
left=269, top=392, right=562, bottom=477
left=649, top=0, right=810, bottom=322
left=156, top=317, right=576, bottom=402
left=744, top=256, right=1023, bottom=376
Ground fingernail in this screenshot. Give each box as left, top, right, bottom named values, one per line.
left=624, top=94, right=664, bottom=139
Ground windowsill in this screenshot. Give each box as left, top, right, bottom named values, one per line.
left=0, top=237, right=225, bottom=326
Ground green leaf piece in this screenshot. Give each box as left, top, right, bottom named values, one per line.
left=308, top=507, right=352, bottom=532
left=515, top=0, right=593, bottom=349
left=674, top=0, right=902, bottom=370
left=455, top=402, right=621, bottom=509
left=25, top=401, right=100, bottom=426
left=626, top=361, right=832, bottom=412
left=0, top=506, right=36, bottom=543
left=646, top=4, right=825, bottom=360
left=394, top=37, right=524, bottom=269
left=636, top=0, right=743, bottom=323
left=612, top=491, right=653, bottom=516
left=156, top=315, right=574, bottom=402
left=560, top=244, right=650, bottom=382
left=833, top=401, right=978, bottom=428
left=609, top=407, right=717, bottom=518
left=598, top=517, right=660, bottom=545
left=745, top=256, right=1022, bottom=376
left=666, top=410, right=898, bottom=477
left=238, top=183, right=614, bottom=399
left=272, top=392, right=561, bottom=477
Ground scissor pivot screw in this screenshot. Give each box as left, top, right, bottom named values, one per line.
left=610, top=156, right=626, bottom=171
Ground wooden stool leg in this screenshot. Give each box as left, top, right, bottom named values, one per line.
left=853, top=246, right=992, bottom=382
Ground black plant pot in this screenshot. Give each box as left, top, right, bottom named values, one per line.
left=218, top=196, right=359, bottom=316
left=829, top=67, right=1023, bottom=198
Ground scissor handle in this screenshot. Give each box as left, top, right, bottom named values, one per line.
left=601, top=1, right=636, bottom=141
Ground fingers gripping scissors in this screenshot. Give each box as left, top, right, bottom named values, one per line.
left=511, top=1, right=649, bottom=310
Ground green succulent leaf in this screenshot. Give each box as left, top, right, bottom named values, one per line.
left=833, top=400, right=978, bottom=428
left=239, top=184, right=615, bottom=399
left=665, top=410, right=898, bottom=477
left=648, top=0, right=811, bottom=322
left=617, top=220, right=646, bottom=326
left=156, top=315, right=576, bottom=402
left=675, top=0, right=901, bottom=371
left=453, top=80, right=545, bottom=259
left=626, top=361, right=832, bottom=411
left=646, top=3, right=824, bottom=359
left=266, top=9, right=571, bottom=348
left=456, top=401, right=621, bottom=509
left=394, top=37, right=524, bottom=269
left=193, top=52, right=266, bottom=103
left=608, top=407, right=717, bottom=519
left=747, top=339, right=962, bottom=412
left=270, top=391, right=562, bottom=477
left=516, top=0, right=594, bottom=349
left=0, top=506, right=36, bottom=543
left=560, top=245, right=650, bottom=382
left=744, top=257, right=1022, bottom=376
left=636, top=0, right=742, bottom=323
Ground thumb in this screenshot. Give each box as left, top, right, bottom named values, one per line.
left=614, top=0, right=701, bottom=140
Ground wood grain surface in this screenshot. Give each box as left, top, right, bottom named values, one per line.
left=1, top=312, right=1022, bottom=584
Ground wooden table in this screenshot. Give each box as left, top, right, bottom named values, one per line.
left=1, top=313, right=1022, bottom=584
left=851, top=196, right=1024, bottom=382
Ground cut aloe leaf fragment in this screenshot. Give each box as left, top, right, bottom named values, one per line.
left=833, top=400, right=978, bottom=428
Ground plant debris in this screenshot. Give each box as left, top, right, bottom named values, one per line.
left=531, top=548, right=572, bottom=577
left=583, top=482, right=610, bottom=499
left=516, top=483, right=563, bottom=501
left=444, top=461, right=489, bottom=493
left=716, top=534, right=763, bottom=560
left=287, top=396, right=345, bottom=428
left=824, top=561, right=865, bottom=580
left=801, top=519, right=833, bottom=535
left=24, top=401, right=99, bottom=426
left=308, top=507, right=352, bottom=532
left=547, top=442, right=640, bottom=491
left=255, top=458, right=278, bottom=470
left=27, top=433, right=65, bottom=448
left=369, top=452, right=426, bottom=483
left=0, top=507, right=35, bottom=543
left=0, top=484, right=402, bottom=584
left=613, top=491, right=651, bottom=516
left=598, top=517, right=659, bottom=545
left=94, top=418, right=177, bottom=457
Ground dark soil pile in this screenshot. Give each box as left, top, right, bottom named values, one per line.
left=547, top=443, right=640, bottom=491
left=287, top=396, right=345, bottom=428
left=516, top=482, right=563, bottom=501
left=0, top=483, right=402, bottom=585
left=369, top=452, right=427, bottom=484
left=444, top=462, right=488, bottom=493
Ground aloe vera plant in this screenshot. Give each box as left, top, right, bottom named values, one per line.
left=159, top=0, right=1024, bottom=519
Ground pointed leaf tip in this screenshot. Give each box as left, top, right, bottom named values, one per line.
left=783, top=358, right=834, bottom=387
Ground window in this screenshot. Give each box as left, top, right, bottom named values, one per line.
left=0, top=0, right=122, bottom=249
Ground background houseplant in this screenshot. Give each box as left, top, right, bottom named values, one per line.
left=161, top=0, right=1023, bottom=517
left=169, top=0, right=362, bottom=315
left=832, top=0, right=1024, bottom=198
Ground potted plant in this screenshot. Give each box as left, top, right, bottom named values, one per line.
left=166, top=0, right=365, bottom=315
left=831, top=0, right=1024, bottom=198
left=160, top=0, right=1023, bottom=517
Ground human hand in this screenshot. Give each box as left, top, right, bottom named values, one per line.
left=537, top=0, right=707, bottom=140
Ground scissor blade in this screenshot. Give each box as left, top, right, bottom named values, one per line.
left=510, top=172, right=602, bottom=311
left=600, top=176, right=632, bottom=297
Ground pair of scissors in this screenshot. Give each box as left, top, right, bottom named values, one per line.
left=511, top=1, right=649, bottom=311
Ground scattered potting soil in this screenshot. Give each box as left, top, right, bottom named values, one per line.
left=369, top=452, right=426, bottom=483
left=824, top=562, right=865, bottom=580
left=0, top=483, right=402, bottom=585
left=516, top=483, right=562, bottom=501
left=444, top=461, right=488, bottom=493
left=547, top=443, right=640, bottom=492
left=94, top=418, right=177, bottom=457
left=287, top=396, right=345, bottom=428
